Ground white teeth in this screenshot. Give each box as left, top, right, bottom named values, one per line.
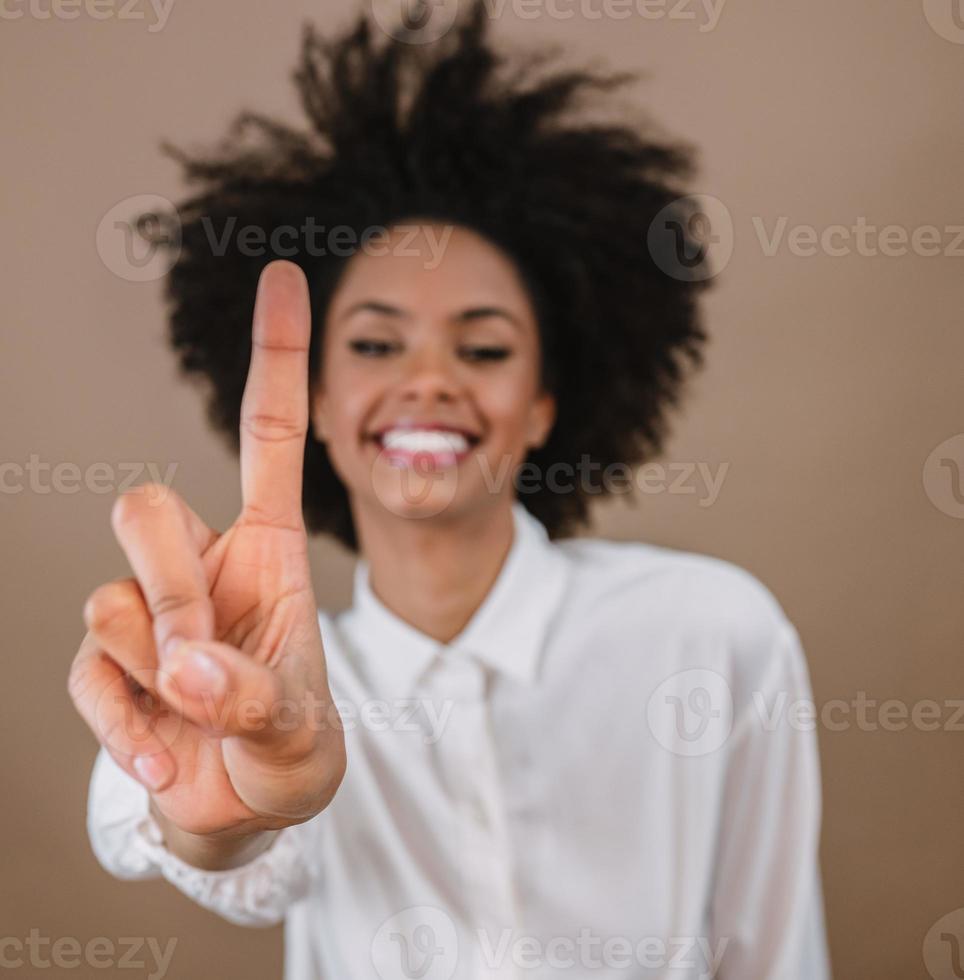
left=381, top=428, right=469, bottom=454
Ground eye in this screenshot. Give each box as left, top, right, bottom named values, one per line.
left=458, top=345, right=512, bottom=363
left=348, top=338, right=400, bottom=357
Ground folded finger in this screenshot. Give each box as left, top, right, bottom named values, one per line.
left=110, top=484, right=214, bottom=661
left=84, top=577, right=156, bottom=683
left=68, top=631, right=180, bottom=792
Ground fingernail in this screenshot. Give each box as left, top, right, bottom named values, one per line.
left=133, top=753, right=170, bottom=791
left=166, top=647, right=227, bottom=697
left=161, top=635, right=184, bottom=663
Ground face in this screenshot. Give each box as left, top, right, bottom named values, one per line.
left=311, top=221, right=556, bottom=535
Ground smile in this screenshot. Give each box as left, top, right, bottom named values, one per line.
left=370, top=425, right=479, bottom=468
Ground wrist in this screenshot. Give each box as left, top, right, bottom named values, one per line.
left=148, top=801, right=279, bottom=871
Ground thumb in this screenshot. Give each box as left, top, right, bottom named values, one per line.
left=157, top=639, right=301, bottom=746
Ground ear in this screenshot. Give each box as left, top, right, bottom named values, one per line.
left=525, top=389, right=556, bottom=450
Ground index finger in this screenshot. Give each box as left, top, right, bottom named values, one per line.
left=110, top=486, right=215, bottom=659
left=239, top=261, right=312, bottom=529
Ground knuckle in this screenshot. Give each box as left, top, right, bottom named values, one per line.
left=149, top=590, right=204, bottom=620
left=84, top=580, right=140, bottom=633
left=97, top=711, right=144, bottom=755
left=66, top=656, right=92, bottom=707
left=96, top=711, right=122, bottom=747
left=241, top=413, right=306, bottom=444
left=239, top=501, right=305, bottom=533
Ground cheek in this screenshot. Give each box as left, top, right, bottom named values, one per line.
left=330, top=393, right=371, bottom=449
left=321, top=354, right=374, bottom=428
left=317, top=382, right=371, bottom=488
left=476, top=373, right=541, bottom=446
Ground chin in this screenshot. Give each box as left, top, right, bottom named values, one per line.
left=368, top=467, right=464, bottom=522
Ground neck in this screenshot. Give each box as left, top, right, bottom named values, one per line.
left=352, top=498, right=516, bottom=644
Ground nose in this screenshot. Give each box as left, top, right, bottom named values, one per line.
left=397, top=343, right=460, bottom=405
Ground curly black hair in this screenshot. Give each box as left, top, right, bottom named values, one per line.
left=139, top=0, right=712, bottom=552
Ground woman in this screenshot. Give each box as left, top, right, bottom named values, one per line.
left=69, top=3, right=831, bottom=977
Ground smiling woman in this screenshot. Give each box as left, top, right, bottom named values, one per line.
left=69, top=1, right=831, bottom=978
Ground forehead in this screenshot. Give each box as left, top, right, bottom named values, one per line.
left=327, top=222, right=538, bottom=323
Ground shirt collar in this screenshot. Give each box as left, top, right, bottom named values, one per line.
left=338, top=502, right=570, bottom=697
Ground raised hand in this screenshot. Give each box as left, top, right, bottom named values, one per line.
left=68, top=262, right=346, bottom=856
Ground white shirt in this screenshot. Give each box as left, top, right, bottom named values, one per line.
left=87, top=502, right=832, bottom=980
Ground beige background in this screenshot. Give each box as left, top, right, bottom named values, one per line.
left=2, top=0, right=962, bottom=977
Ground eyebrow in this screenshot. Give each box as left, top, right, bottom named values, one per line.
left=339, top=300, right=523, bottom=332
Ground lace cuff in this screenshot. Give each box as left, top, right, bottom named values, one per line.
left=87, top=747, right=313, bottom=927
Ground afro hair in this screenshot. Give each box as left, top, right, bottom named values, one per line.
left=139, top=0, right=713, bottom=551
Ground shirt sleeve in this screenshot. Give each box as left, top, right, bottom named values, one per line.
left=86, top=746, right=317, bottom=928
left=709, top=621, right=833, bottom=980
